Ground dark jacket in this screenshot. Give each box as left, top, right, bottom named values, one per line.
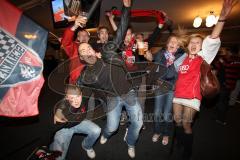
left=152, top=48, right=186, bottom=90
left=77, top=58, right=136, bottom=97
left=77, top=5, right=135, bottom=97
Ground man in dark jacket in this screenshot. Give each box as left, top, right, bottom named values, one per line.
left=77, top=0, right=143, bottom=158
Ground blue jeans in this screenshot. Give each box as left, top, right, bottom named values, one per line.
left=103, top=91, right=143, bottom=147
left=154, top=91, right=174, bottom=136
left=50, top=120, right=101, bottom=160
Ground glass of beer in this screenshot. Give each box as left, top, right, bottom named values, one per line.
left=78, top=11, right=88, bottom=28
left=137, top=41, right=145, bottom=55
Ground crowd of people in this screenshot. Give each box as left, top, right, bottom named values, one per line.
left=30, top=0, right=239, bottom=159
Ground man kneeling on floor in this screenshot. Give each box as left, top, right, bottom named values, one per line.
left=31, top=85, right=101, bottom=160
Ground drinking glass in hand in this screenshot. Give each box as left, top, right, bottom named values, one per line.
left=78, top=11, right=88, bottom=28
left=137, top=41, right=145, bottom=55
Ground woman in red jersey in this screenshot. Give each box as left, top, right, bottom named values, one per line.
left=172, top=0, right=236, bottom=159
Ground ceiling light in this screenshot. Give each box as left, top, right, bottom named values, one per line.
left=206, top=11, right=216, bottom=27
left=24, top=34, right=37, bottom=39
left=193, top=16, right=202, bottom=28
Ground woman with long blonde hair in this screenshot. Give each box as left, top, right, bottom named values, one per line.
left=172, top=0, right=237, bottom=159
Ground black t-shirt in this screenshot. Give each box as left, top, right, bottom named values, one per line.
left=56, top=99, right=87, bottom=121
left=54, top=95, right=104, bottom=128
left=54, top=99, right=88, bottom=128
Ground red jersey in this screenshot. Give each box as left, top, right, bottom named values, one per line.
left=174, top=56, right=203, bottom=100
left=61, top=28, right=85, bottom=84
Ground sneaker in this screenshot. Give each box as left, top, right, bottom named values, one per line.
left=123, top=128, right=128, bottom=141
left=83, top=148, right=96, bottom=159
left=32, top=146, right=62, bottom=160
left=162, top=136, right=169, bottom=145
left=152, top=134, right=160, bottom=143
left=100, top=135, right=107, bottom=144
left=128, top=147, right=135, bottom=158
left=34, top=150, right=46, bottom=159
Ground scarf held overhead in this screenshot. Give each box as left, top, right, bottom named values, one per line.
left=111, top=9, right=165, bottom=25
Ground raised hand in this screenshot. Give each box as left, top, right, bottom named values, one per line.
left=105, top=11, right=115, bottom=19
left=73, top=15, right=88, bottom=29
left=219, top=0, right=238, bottom=20
left=211, top=0, right=238, bottom=38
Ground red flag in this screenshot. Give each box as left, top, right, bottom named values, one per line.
left=0, top=0, right=48, bottom=117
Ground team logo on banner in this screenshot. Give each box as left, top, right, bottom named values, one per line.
left=0, top=28, right=43, bottom=87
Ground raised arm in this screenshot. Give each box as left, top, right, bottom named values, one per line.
left=61, top=27, right=75, bottom=57
left=147, top=11, right=169, bottom=49
left=106, top=12, right=118, bottom=32
left=200, top=0, right=237, bottom=64
left=113, top=0, right=131, bottom=46
left=61, top=16, right=87, bottom=57
left=147, top=26, right=163, bottom=49
left=210, top=0, right=236, bottom=39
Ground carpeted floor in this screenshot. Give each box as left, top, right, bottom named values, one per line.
left=0, top=81, right=240, bottom=160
